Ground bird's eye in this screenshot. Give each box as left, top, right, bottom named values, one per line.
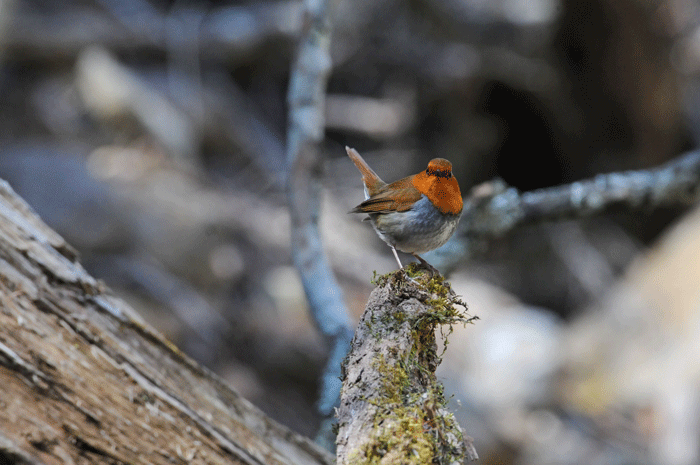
left=427, top=168, right=451, bottom=178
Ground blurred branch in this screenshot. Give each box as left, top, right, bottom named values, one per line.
left=325, top=93, right=416, bottom=140
left=7, top=2, right=301, bottom=61
left=432, top=149, right=700, bottom=269
left=94, top=0, right=164, bottom=42
left=285, top=0, right=353, bottom=449
left=75, top=45, right=288, bottom=186
left=87, top=254, right=231, bottom=366
left=166, top=4, right=206, bottom=126
left=75, top=46, right=198, bottom=167
left=202, top=71, right=287, bottom=188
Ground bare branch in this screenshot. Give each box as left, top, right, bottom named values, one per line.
left=430, top=149, right=700, bottom=269
left=285, top=0, right=353, bottom=442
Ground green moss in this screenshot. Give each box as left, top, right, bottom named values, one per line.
left=350, top=355, right=438, bottom=464
left=349, top=264, right=479, bottom=464
left=371, top=270, right=392, bottom=287
left=350, top=338, right=468, bottom=464
left=403, top=263, right=423, bottom=279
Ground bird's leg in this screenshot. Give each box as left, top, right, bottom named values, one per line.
left=392, top=245, right=422, bottom=285
left=390, top=245, right=404, bottom=268
left=412, top=253, right=439, bottom=276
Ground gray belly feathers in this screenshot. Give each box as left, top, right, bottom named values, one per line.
left=369, top=195, right=460, bottom=254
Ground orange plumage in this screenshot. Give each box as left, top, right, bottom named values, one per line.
left=347, top=147, right=462, bottom=269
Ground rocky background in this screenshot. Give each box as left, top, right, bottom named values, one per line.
left=1, top=0, right=700, bottom=464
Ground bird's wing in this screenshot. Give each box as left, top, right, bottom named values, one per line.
left=350, top=177, right=421, bottom=213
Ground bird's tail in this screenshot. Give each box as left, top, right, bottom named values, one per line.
left=346, top=146, right=386, bottom=197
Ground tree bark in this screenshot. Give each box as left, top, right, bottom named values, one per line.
left=0, top=177, right=333, bottom=465
left=336, top=268, right=479, bottom=464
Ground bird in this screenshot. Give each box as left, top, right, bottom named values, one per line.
left=346, top=146, right=463, bottom=270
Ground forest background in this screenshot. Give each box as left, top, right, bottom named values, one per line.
left=1, top=0, right=700, bottom=464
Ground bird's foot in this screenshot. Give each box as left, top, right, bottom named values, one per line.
left=412, top=254, right=440, bottom=277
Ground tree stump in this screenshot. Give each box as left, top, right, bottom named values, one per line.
left=336, top=267, right=479, bottom=464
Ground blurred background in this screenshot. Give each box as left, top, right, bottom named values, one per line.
left=2, top=0, right=700, bottom=464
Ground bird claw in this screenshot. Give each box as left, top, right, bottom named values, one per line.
left=390, top=246, right=441, bottom=281
left=412, top=254, right=440, bottom=277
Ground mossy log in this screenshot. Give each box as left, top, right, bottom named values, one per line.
left=336, top=268, right=479, bottom=464
left=0, top=178, right=334, bottom=465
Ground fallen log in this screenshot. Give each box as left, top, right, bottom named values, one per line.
left=0, top=178, right=333, bottom=465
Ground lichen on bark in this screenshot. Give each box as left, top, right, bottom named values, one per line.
left=336, top=264, right=478, bottom=464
